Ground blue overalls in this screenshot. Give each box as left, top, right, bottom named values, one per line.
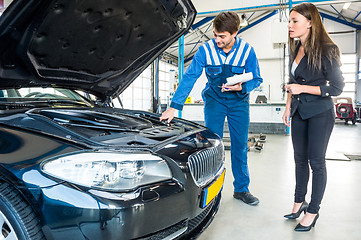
left=171, top=37, right=263, bottom=193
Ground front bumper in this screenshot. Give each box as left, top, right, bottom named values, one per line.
left=0, top=126, right=225, bottom=240
left=35, top=170, right=224, bottom=240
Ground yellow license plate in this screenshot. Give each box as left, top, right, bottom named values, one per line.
left=200, top=170, right=225, bottom=208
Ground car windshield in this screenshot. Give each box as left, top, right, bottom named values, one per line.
left=0, top=87, right=94, bottom=107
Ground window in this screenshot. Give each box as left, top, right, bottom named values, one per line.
left=339, top=54, right=357, bottom=100
left=116, top=61, right=177, bottom=111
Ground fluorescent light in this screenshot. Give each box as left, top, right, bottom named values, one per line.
left=343, top=2, right=351, bottom=10
left=240, top=14, right=248, bottom=27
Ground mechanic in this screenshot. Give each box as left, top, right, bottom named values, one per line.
left=160, top=11, right=263, bottom=205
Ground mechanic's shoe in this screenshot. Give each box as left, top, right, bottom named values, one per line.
left=233, top=191, right=259, bottom=205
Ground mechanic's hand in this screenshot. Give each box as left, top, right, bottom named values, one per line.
left=222, top=82, right=242, bottom=92
left=284, top=84, right=303, bottom=95
left=160, top=107, right=176, bottom=123
left=282, top=108, right=291, bottom=127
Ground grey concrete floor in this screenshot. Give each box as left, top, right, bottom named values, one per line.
left=199, top=121, right=361, bottom=240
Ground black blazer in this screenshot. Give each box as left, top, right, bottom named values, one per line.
left=289, top=46, right=344, bottom=120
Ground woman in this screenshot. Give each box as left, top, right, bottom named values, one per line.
left=282, top=3, right=344, bottom=231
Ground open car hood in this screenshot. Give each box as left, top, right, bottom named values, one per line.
left=0, top=0, right=196, bottom=101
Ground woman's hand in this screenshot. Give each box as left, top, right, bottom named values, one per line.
left=159, top=107, right=176, bottom=123
left=282, top=108, right=291, bottom=127
left=284, top=84, right=304, bottom=95
left=222, top=82, right=243, bottom=92
left=285, top=84, right=321, bottom=96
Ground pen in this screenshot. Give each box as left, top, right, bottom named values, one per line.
left=218, top=86, right=229, bottom=92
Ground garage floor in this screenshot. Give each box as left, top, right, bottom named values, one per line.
left=199, top=121, right=361, bottom=240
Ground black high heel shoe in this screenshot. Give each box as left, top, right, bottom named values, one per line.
left=294, top=213, right=319, bottom=231
left=284, top=201, right=308, bottom=219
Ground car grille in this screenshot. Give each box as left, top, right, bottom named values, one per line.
left=188, top=142, right=224, bottom=187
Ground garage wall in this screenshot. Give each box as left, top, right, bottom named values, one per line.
left=244, top=14, right=356, bottom=102
left=117, top=62, right=178, bottom=111
left=240, top=14, right=288, bottom=103
left=324, top=18, right=356, bottom=54
left=357, top=31, right=361, bottom=105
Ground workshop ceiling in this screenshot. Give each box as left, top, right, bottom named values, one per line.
left=163, top=0, right=361, bottom=66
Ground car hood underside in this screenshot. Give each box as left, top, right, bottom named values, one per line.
left=0, top=0, right=196, bottom=100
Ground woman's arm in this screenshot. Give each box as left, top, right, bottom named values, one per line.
left=319, top=56, right=344, bottom=97
left=284, top=84, right=321, bottom=95
left=282, top=92, right=292, bottom=127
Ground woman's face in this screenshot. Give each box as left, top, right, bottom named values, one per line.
left=288, top=10, right=311, bottom=43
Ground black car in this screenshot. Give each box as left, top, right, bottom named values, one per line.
left=0, top=0, right=225, bottom=239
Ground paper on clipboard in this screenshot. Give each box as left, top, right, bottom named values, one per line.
left=224, top=72, right=253, bottom=86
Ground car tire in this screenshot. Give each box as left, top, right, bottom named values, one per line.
left=0, top=181, right=45, bottom=240
left=337, top=105, right=350, bottom=115
left=352, top=114, right=357, bottom=125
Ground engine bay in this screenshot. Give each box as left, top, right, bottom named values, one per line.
left=0, top=107, right=201, bottom=146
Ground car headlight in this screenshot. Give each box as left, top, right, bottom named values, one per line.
left=41, top=151, right=172, bottom=191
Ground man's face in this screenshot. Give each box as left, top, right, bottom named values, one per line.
left=213, top=30, right=236, bottom=50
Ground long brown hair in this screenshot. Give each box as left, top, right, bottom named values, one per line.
left=289, top=3, right=341, bottom=71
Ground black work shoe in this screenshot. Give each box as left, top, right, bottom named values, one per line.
left=233, top=191, right=259, bottom=205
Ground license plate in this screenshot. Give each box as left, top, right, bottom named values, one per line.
left=200, top=170, right=225, bottom=208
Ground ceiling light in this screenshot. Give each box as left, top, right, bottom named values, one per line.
left=343, top=2, right=351, bottom=10
left=240, top=14, right=248, bottom=27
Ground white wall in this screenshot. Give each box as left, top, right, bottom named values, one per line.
left=243, top=14, right=356, bottom=102
left=240, top=15, right=288, bottom=103
left=182, top=103, right=286, bottom=122
left=357, top=31, right=361, bottom=105
left=323, top=18, right=356, bottom=54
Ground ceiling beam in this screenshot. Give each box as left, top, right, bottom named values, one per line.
left=352, top=11, right=361, bottom=23
left=190, top=17, right=214, bottom=31
left=238, top=10, right=278, bottom=34
left=196, top=0, right=361, bottom=17
left=184, top=10, right=279, bottom=64
left=330, top=4, right=348, bottom=22
left=319, top=11, right=361, bottom=29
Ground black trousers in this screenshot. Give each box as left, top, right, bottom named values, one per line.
left=291, top=109, right=335, bottom=214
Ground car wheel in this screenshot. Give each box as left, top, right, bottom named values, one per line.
left=352, top=114, right=357, bottom=125
left=337, top=105, right=350, bottom=115
left=0, top=182, right=45, bottom=240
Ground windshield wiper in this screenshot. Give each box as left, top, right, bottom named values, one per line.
left=43, top=99, right=92, bottom=107
left=0, top=102, right=36, bottom=109
left=0, top=99, right=92, bottom=110
left=21, top=99, right=92, bottom=107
